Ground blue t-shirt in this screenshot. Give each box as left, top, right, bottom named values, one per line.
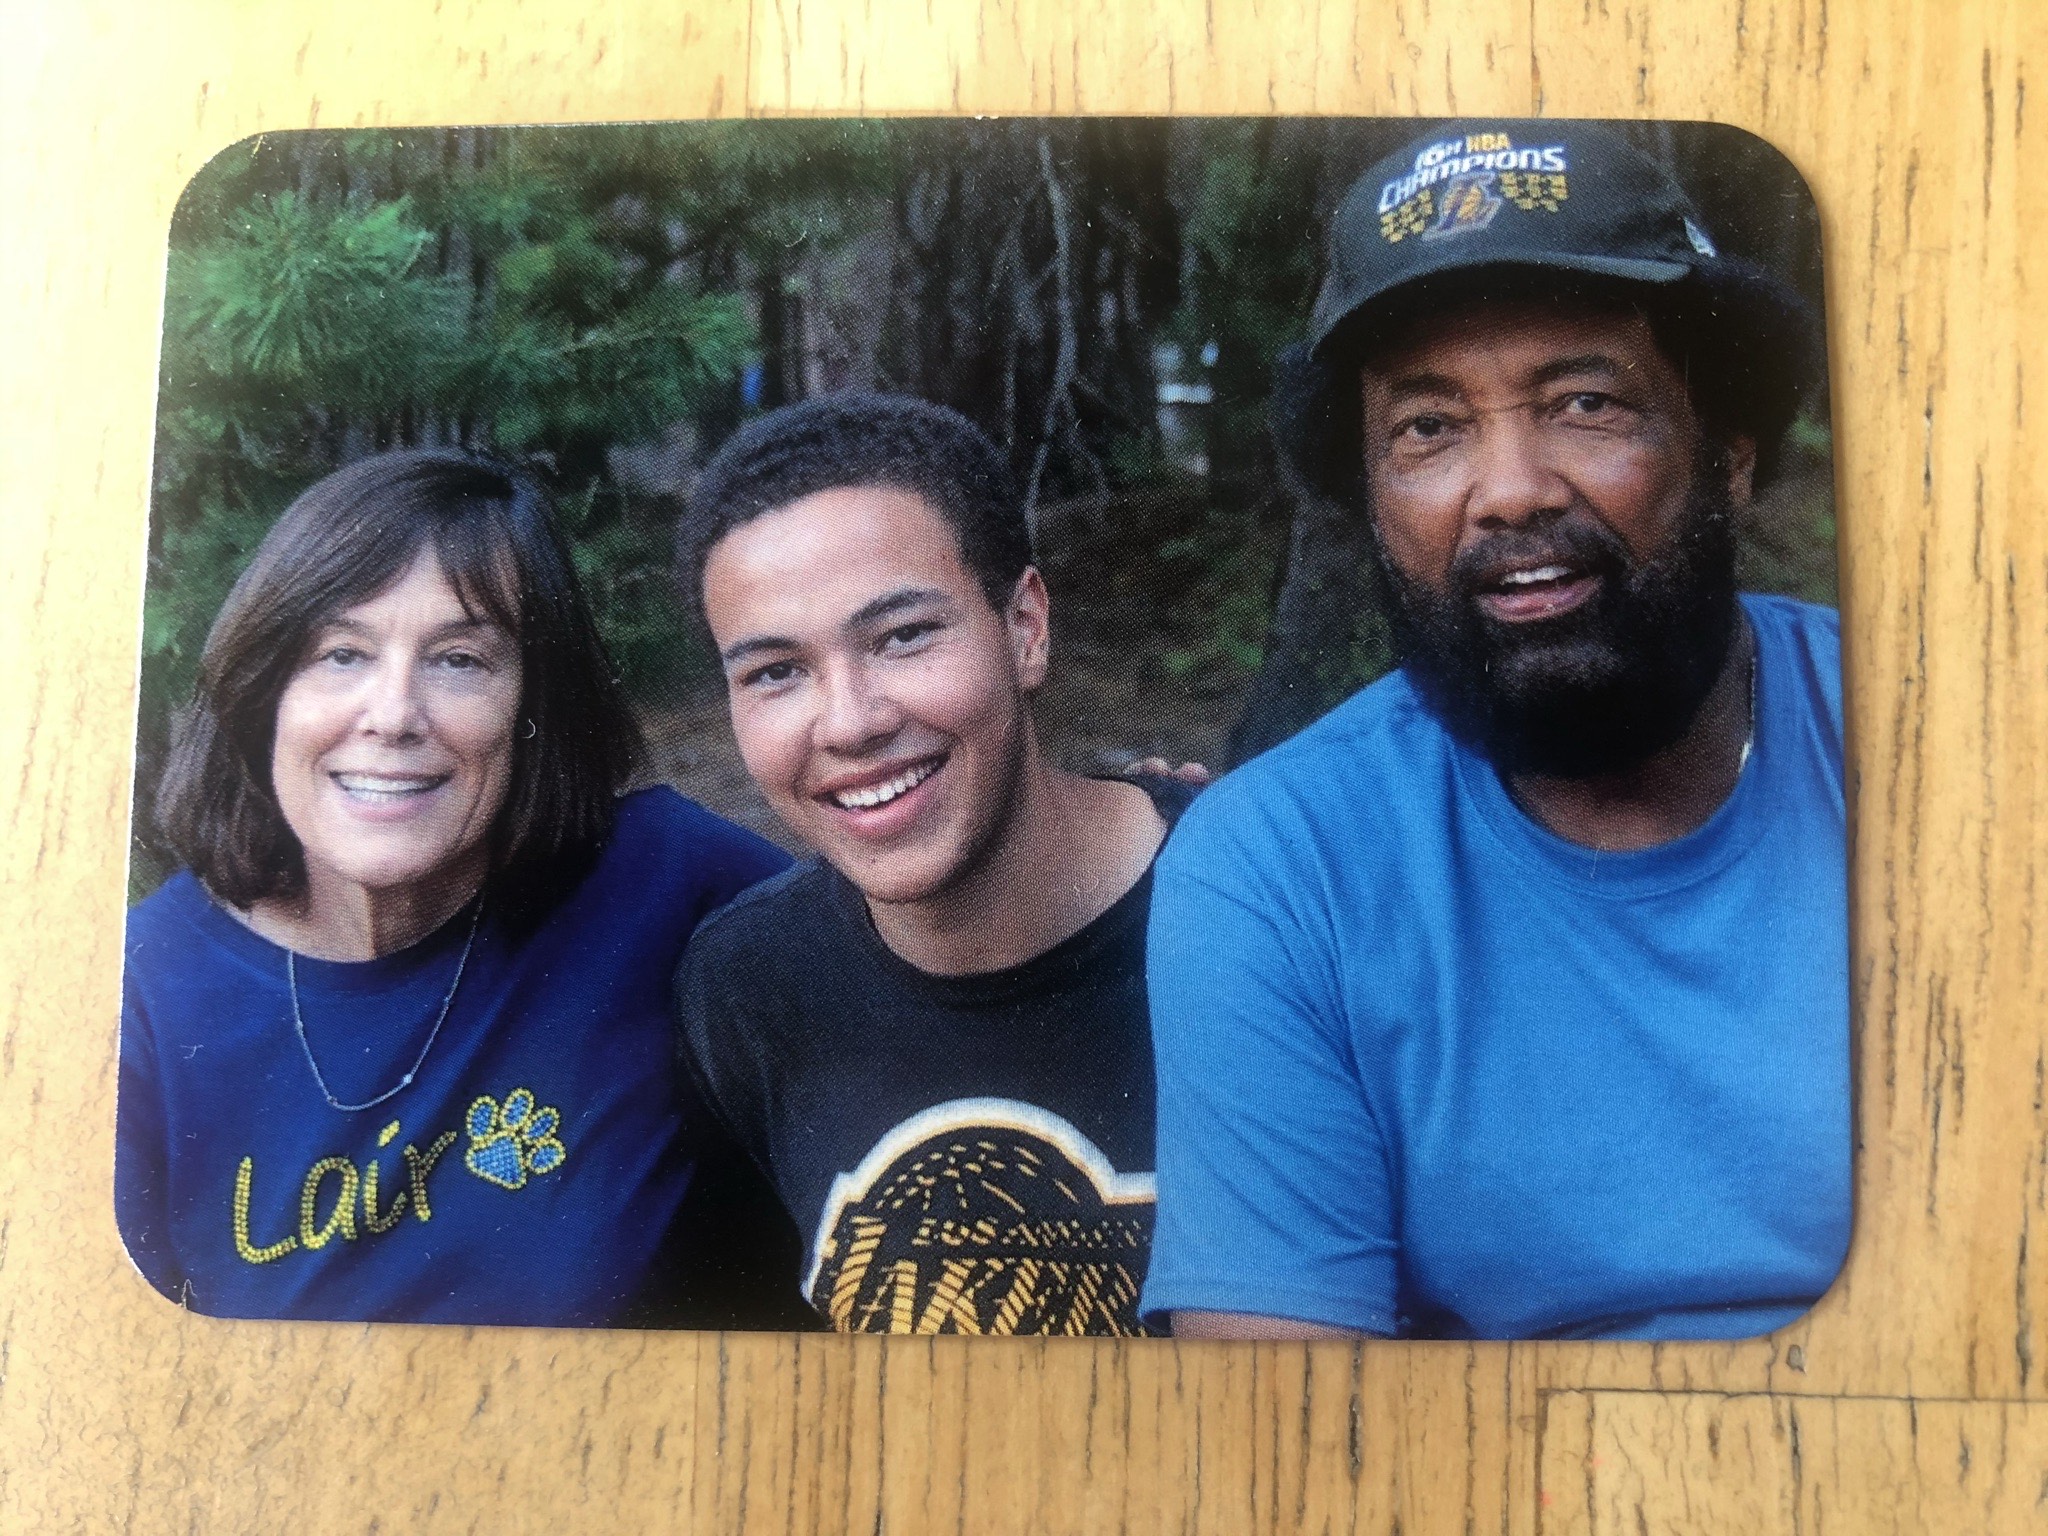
left=116, top=787, right=790, bottom=1326
left=1142, top=595, right=1851, bottom=1340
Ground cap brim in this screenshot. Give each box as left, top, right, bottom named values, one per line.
left=1310, top=252, right=1693, bottom=358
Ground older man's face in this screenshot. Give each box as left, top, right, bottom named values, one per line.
left=1359, top=296, right=1756, bottom=777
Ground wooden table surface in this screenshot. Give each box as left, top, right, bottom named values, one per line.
left=1, top=1, right=2040, bottom=1530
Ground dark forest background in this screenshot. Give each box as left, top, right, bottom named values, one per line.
left=135, top=119, right=1835, bottom=885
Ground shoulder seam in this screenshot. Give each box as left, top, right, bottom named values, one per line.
left=688, top=857, right=829, bottom=942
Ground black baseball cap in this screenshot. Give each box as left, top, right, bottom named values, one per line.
left=1311, top=121, right=1744, bottom=352
left=1291, top=119, right=1821, bottom=487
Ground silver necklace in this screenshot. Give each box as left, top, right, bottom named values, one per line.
left=1736, top=644, right=1759, bottom=775
left=288, top=899, right=483, bottom=1113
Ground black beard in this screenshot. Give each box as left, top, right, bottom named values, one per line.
left=1374, top=471, right=1740, bottom=780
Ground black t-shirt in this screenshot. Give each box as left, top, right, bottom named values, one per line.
left=673, top=777, right=1192, bottom=1336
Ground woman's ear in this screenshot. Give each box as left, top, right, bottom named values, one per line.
left=1004, top=566, right=1051, bottom=691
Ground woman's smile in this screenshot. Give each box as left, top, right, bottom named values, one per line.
left=327, top=768, right=457, bottom=815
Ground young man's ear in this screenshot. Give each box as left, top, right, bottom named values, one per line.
left=1723, top=433, right=1758, bottom=508
left=1004, top=566, right=1052, bottom=691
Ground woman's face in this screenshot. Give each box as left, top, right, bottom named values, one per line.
left=270, top=546, right=522, bottom=906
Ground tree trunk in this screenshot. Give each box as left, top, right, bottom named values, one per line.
left=1224, top=481, right=1386, bottom=766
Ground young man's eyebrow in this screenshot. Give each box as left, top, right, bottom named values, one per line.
left=718, top=633, right=799, bottom=667
left=717, top=586, right=954, bottom=666
left=843, top=586, right=952, bottom=632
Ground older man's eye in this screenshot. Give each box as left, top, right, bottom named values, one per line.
left=1557, top=391, right=1631, bottom=420
left=1391, top=412, right=1463, bottom=448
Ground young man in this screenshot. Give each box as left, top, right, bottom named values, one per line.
left=672, top=395, right=1191, bottom=1336
left=1142, top=122, right=1850, bottom=1341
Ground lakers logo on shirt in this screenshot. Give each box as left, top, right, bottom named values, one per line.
left=807, top=1099, right=1157, bottom=1336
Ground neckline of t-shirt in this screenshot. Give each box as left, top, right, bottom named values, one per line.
left=828, top=859, right=1156, bottom=1006
left=1450, top=596, right=1785, bottom=900
left=816, top=772, right=1180, bottom=1003
left=173, top=873, right=489, bottom=995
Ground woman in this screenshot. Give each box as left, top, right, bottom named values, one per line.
left=117, top=449, right=803, bottom=1327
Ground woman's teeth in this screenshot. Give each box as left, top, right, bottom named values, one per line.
left=831, top=760, right=938, bottom=811
left=334, top=773, right=446, bottom=804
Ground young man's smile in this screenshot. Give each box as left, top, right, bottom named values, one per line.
left=815, top=752, right=946, bottom=812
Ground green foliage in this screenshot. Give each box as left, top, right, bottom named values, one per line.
left=1736, top=418, right=1838, bottom=608
left=1165, top=122, right=1322, bottom=497
left=168, top=193, right=466, bottom=402
left=136, top=123, right=897, bottom=892
left=477, top=280, right=752, bottom=465
left=1155, top=520, right=1275, bottom=687
left=144, top=123, right=883, bottom=695
left=555, top=489, right=712, bottom=699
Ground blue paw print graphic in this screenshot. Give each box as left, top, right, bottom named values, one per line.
left=464, top=1088, right=568, bottom=1190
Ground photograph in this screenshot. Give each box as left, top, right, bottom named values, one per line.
left=118, top=114, right=1847, bottom=1339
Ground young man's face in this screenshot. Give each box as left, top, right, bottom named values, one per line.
left=1359, top=296, right=1756, bottom=776
left=703, top=485, right=1049, bottom=905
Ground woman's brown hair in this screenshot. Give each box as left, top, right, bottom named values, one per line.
left=156, top=449, right=645, bottom=915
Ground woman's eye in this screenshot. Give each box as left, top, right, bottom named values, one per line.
left=741, top=659, right=801, bottom=689
left=436, top=650, right=487, bottom=672
left=318, top=645, right=367, bottom=668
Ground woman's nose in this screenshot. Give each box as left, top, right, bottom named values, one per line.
left=356, top=657, right=427, bottom=740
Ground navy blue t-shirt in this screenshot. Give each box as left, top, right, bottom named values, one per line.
left=116, top=787, right=791, bottom=1326
left=1143, top=595, right=1850, bottom=1340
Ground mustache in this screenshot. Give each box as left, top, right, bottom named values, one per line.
left=1446, top=520, right=1632, bottom=607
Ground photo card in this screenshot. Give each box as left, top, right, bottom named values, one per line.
left=121, top=116, right=1846, bottom=1340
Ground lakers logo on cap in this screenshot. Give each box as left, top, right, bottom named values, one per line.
left=1374, top=131, right=1573, bottom=245
left=1423, top=172, right=1505, bottom=239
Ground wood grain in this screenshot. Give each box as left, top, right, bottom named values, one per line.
left=1540, top=1392, right=2048, bottom=1534
left=0, top=0, right=2041, bottom=1530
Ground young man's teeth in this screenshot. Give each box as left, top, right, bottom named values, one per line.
left=1500, top=565, right=1573, bottom=586
left=834, top=761, right=937, bottom=810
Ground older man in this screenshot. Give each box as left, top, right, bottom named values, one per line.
left=1142, top=122, right=1849, bottom=1341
